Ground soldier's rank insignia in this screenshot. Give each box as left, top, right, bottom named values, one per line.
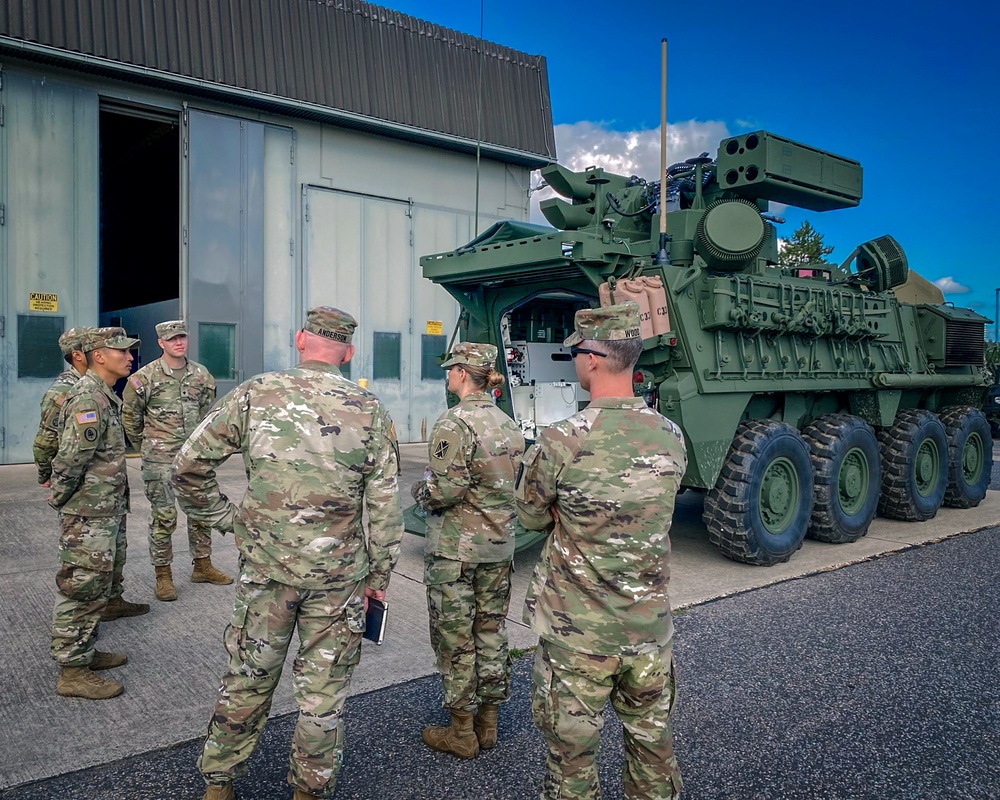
left=433, top=440, right=450, bottom=461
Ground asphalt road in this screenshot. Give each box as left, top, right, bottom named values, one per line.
left=5, top=518, right=999, bottom=800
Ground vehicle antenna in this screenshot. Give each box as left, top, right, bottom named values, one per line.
left=654, top=38, right=671, bottom=266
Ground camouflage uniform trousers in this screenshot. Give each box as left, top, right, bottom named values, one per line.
left=531, top=640, right=681, bottom=800
left=200, top=576, right=366, bottom=796
left=142, top=461, right=211, bottom=566
left=425, top=555, right=512, bottom=712
left=51, top=514, right=128, bottom=665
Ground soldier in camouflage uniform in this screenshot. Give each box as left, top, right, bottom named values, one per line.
left=411, top=342, right=525, bottom=759
left=123, top=319, right=229, bottom=602
left=515, top=302, right=688, bottom=800
left=172, top=307, right=403, bottom=800
left=49, top=327, right=151, bottom=700
left=33, top=326, right=93, bottom=486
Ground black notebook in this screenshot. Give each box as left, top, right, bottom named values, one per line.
left=364, top=598, right=388, bottom=645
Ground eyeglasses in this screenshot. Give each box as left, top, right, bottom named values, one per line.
left=570, top=347, right=607, bottom=358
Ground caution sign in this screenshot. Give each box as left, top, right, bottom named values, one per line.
left=426, top=320, right=443, bottom=335
left=29, top=292, right=59, bottom=312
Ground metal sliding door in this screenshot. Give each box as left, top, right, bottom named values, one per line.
left=185, top=110, right=269, bottom=399
left=303, top=185, right=470, bottom=442
left=303, top=187, right=414, bottom=437
left=0, top=72, right=98, bottom=463
left=409, top=207, right=470, bottom=439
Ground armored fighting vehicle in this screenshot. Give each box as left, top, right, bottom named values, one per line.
left=417, top=131, right=994, bottom=565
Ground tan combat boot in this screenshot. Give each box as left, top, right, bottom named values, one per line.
left=422, top=710, right=479, bottom=759
left=201, top=785, right=235, bottom=800
left=292, top=790, right=322, bottom=800
left=473, top=702, right=500, bottom=750
left=89, top=650, right=128, bottom=670
left=192, top=557, right=234, bottom=585
left=155, top=565, right=177, bottom=601
left=57, top=666, right=123, bottom=699
left=100, top=596, right=150, bottom=620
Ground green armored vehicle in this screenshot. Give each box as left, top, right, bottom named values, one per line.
left=417, top=131, right=994, bottom=565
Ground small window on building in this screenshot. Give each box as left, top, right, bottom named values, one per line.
left=373, top=332, right=401, bottom=381
left=421, top=334, right=448, bottom=381
left=198, top=323, right=237, bottom=380
left=18, top=315, right=65, bottom=378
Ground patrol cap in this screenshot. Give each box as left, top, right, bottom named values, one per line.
left=58, top=326, right=94, bottom=356
left=303, top=306, right=357, bottom=344
left=441, top=342, right=498, bottom=369
left=155, top=319, right=188, bottom=340
left=82, top=326, right=140, bottom=353
left=563, top=302, right=642, bottom=346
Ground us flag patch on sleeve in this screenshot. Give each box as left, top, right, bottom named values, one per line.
left=129, top=376, right=143, bottom=389
left=76, top=411, right=97, bottom=424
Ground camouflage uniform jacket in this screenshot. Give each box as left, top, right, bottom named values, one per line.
left=122, top=357, right=216, bottom=462
left=171, top=360, right=403, bottom=591
left=516, top=397, right=687, bottom=657
left=33, top=367, right=83, bottom=484
left=48, top=372, right=130, bottom=517
left=413, top=391, right=526, bottom=563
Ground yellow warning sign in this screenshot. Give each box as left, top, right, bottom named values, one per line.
left=426, top=320, right=443, bottom=335
left=29, top=292, right=59, bottom=312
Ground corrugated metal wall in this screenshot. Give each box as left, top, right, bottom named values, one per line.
left=0, top=0, right=555, bottom=161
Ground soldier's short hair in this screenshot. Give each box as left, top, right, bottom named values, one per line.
left=578, top=338, right=642, bottom=373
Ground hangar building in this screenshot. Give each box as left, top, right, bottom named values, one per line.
left=0, top=0, right=555, bottom=462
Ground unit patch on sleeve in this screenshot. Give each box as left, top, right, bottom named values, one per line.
left=433, top=440, right=450, bottom=461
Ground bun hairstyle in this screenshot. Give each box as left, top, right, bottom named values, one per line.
left=463, top=363, right=506, bottom=390
left=486, top=368, right=505, bottom=389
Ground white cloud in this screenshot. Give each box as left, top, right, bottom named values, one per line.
left=933, top=276, right=970, bottom=295
left=530, top=120, right=730, bottom=224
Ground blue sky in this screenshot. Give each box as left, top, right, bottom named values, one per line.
left=389, top=0, right=1000, bottom=337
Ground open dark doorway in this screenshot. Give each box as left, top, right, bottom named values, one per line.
left=99, top=104, right=180, bottom=314
left=98, top=103, right=180, bottom=377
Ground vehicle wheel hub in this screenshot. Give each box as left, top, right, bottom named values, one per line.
left=760, top=457, right=798, bottom=534
left=915, top=439, right=939, bottom=496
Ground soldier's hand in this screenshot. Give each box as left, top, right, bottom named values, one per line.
left=411, top=479, right=437, bottom=509
left=217, top=502, right=238, bottom=534
left=364, top=586, right=386, bottom=612
left=40, top=480, right=51, bottom=488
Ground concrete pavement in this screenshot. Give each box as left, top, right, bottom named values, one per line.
left=5, top=524, right=1000, bottom=800
left=1, top=442, right=999, bottom=793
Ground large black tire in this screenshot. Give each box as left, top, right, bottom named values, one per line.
left=704, top=419, right=814, bottom=566
left=802, top=414, right=881, bottom=544
left=939, top=405, right=993, bottom=509
left=877, top=409, right=948, bottom=521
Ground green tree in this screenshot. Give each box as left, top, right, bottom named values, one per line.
left=779, top=221, right=834, bottom=267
